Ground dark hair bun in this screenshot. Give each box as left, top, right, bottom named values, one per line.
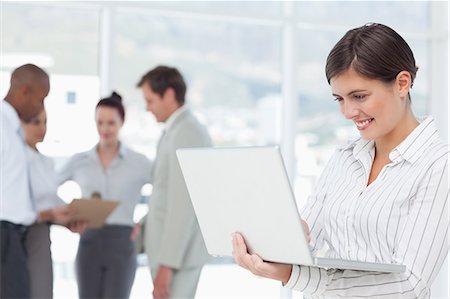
left=110, top=91, right=122, bottom=102
left=96, top=91, right=126, bottom=121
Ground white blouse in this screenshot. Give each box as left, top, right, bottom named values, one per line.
left=57, top=143, right=152, bottom=226
left=285, top=116, right=449, bottom=298
left=26, top=146, right=66, bottom=212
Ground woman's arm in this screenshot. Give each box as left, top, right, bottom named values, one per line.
left=55, top=154, right=77, bottom=185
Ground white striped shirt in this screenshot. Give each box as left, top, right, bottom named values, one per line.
left=285, top=116, right=449, bottom=298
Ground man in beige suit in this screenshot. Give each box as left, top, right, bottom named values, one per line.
left=138, top=66, right=212, bottom=299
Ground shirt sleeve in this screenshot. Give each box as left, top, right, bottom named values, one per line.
left=33, top=155, right=67, bottom=211
left=56, top=155, right=76, bottom=185
left=46, top=157, right=67, bottom=207
left=284, top=157, right=449, bottom=298
left=141, top=156, right=153, bottom=185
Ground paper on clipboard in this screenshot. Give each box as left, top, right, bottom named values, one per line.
left=69, top=198, right=119, bottom=228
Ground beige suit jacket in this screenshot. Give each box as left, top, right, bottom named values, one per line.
left=145, top=108, right=212, bottom=269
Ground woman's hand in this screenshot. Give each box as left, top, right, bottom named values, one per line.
left=232, top=232, right=292, bottom=284
left=66, top=220, right=88, bottom=234
left=38, top=205, right=74, bottom=225
left=130, top=223, right=141, bottom=241
left=302, top=219, right=311, bottom=242
left=51, top=206, right=74, bottom=225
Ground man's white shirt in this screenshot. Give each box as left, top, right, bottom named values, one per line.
left=0, top=100, right=36, bottom=225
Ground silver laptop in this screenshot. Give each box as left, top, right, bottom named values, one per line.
left=176, top=146, right=405, bottom=273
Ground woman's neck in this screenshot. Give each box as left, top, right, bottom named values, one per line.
left=97, top=141, right=120, bottom=157
left=98, top=141, right=119, bottom=154
left=97, top=141, right=119, bottom=169
left=27, top=141, right=38, bottom=152
left=375, top=111, right=419, bottom=159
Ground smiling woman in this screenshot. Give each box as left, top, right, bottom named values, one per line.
left=56, top=92, right=153, bottom=299
left=232, top=23, right=449, bottom=298
left=331, top=68, right=419, bottom=155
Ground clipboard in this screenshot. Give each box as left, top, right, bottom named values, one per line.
left=69, top=198, right=119, bottom=229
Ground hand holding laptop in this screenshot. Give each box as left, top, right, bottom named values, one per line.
left=232, top=232, right=293, bottom=284
left=232, top=219, right=310, bottom=284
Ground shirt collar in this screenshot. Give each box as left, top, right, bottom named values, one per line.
left=1, top=100, right=21, bottom=133
left=389, top=116, right=438, bottom=164
left=88, top=142, right=128, bottom=159
left=337, top=137, right=374, bottom=156
left=352, top=139, right=375, bottom=160
left=339, top=116, right=439, bottom=165
left=164, top=105, right=188, bottom=132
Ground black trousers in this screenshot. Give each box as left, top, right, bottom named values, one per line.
left=76, top=225, right=136, bottom=299
left=0, top=221, right=30, bottom=299
left=26, top=223, right=52, bottom=299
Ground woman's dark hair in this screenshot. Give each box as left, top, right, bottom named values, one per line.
left=137, top=66, right=186, bottom=106
left=96, top=91, right=125, bottom=121
left=325, top=23, right=418, bottom=99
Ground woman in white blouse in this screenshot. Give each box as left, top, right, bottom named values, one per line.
left=232, top=23, right=449, bottom=298
left=22, top=109, right=76, bottom=299
left=57, top=92, right=152, bottom=299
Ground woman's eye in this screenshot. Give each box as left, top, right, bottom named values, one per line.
left=334, top=97, right=343, bottom=102
left=353, top=94, right=366, bottom=100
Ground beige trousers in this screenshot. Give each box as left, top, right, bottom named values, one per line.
left=150, top=264, right=203, bottom=298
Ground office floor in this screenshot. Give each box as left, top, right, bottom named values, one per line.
left=49, top=225, right=449, bottom=298
left=54, top=263, right=304, bottom=298
left=50, top=217, right=305, bottom=298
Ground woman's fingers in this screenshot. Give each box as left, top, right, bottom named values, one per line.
left=231, top=233, right=292, bottom=282
left=232, top=232, right=254, bottom=270
left=232, top=233, right=267, bottom=275
left=302, top=219, right=311, bottom=242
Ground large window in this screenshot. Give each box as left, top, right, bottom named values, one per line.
left=113, top=8, right=282, bottom=157
left=1, top=3, right=101, bottom=157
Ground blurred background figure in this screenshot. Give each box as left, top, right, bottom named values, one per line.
left=57, top=91, right=152, bottom=299
left=1, top=64, right=49, bottom=298
left=138, top=66, right=212, bottom=299
left=22, top=108, right=75, bottom=299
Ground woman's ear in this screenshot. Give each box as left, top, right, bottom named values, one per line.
left=395, top=71, right=412, bottom=100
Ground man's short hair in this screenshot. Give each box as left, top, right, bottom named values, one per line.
left=137, top=66, right=186, bottom=106
left=11, top=64, right=49, bottom=88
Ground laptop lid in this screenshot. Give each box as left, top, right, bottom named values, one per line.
left=176, top=146, right=314, bottom=265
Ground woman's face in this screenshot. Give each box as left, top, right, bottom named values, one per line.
left=95, top=106, right=123, bottom=145
left=22, top=109, right=47, bottom=147
left=330, top=68, right=410, bottom=142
